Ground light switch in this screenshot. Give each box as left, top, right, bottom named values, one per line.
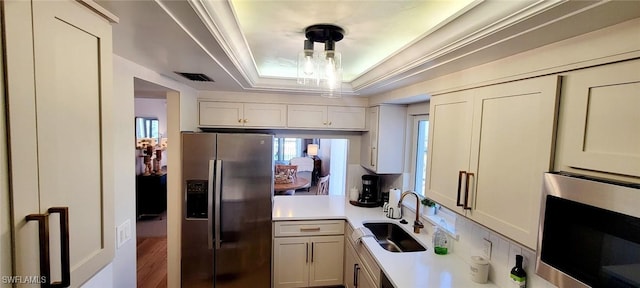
left=482, top=238, right=492, bottom=260
left=508, top=244, right=522, bottom=269
left=117, top=219, right=132, bottom=248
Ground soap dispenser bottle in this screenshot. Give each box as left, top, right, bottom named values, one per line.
left=432, top=223, right=448, bottom=255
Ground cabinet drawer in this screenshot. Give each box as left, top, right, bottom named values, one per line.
left=274, top=220, right=344, bottom=237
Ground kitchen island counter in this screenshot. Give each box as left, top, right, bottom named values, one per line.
left=273, top=195, right=498, bottom=288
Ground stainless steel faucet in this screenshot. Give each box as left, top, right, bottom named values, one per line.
left=398, top=191, right=425, bottom=233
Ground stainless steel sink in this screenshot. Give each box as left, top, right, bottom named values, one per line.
left=363, top=222, right=427, bottom=252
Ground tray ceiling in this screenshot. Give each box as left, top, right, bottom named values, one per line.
left=98, top=0, right=640, bottom=99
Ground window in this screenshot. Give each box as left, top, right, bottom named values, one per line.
left=135, top=117, right=159, bottom=140
left=273, top=138, right=304, bottom=162
left=412, top=115, right=429, bottom=196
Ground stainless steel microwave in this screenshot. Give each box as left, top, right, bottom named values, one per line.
left=536, top=172, right=640, bottom=288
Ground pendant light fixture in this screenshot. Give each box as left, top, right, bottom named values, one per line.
left=297, top=24, right=344, bottom=98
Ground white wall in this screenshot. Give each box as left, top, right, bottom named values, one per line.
left=329, top=139, right=348, bottom=195
left=83, top=55, right=197, bottom=288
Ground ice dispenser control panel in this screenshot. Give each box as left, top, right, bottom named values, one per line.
left=185, top=180, right=208, bottom=219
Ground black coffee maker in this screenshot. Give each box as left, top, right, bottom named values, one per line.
left=359, top=175, right=381, bottom=207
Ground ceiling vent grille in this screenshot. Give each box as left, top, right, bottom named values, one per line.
left=174, top=72, right=214, bottom=82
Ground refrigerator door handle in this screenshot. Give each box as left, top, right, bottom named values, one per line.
left=207, top=160, right=215, bottom=249
left=214, top=159, right=223, bottom=249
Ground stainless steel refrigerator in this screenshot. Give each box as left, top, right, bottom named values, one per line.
left=181, top=132, right=273, bottom=288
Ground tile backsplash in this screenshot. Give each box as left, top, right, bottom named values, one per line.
left=445, top=211, right=557, bottom=288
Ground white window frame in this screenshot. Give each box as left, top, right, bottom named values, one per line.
left=410, top=114, right=428, bottom=196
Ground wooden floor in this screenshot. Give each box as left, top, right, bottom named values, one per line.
left=137, top=237, right=167, bottom=288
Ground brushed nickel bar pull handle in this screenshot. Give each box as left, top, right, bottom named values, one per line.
left=311, top=242, right=314, bottom=262
left=48, top=207, right=70, bottom=288
left=456, top=171, right=466, bottom=207
left=464, top=172, right=474, bottom=210
left=370, top=147, right=376, bottom=167
left=299, top=227, right=321, bottom=232
left=354, top=263, right=360, bottom=287
left=26, top=213, right=51, bottom=288
left=214, top=160, right=223, bottom=249
left=207, top=160, right=215, bottom=249
left=306, top=243, right=309, bottom=263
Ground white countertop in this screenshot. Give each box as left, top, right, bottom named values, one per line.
left=273, top=195, right=498, bottom=288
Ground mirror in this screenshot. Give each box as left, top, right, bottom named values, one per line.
left=135, top=117, right=159, bottom=139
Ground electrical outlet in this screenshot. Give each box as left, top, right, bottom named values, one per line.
left=482, top=238, right=492, bottom=260
left=508, top=244, right=522, bottom=268
left=117, top=219, right=132, bottom=248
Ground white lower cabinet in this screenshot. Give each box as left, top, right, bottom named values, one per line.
left=273, top=221, right=344, bottom=288
left=344, top=223, right=380, bottom=288
left=344, top=238, right=377, bottom=288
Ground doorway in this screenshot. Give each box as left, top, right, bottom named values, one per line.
left=134, top=78, right=172, bottom=288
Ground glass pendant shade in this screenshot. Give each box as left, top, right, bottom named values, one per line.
left=297, top=49, right=319, bottom=86
left=319, top=51, right=342, bottom=98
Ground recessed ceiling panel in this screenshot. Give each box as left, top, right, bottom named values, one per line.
left=230, top=0, right=475, bottom=82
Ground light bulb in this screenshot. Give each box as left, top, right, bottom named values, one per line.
left=303, top=55, right=314, bottom=75
left=325, top=57, right=335, bottom=77
left=325, top=57, right=337, bottom=89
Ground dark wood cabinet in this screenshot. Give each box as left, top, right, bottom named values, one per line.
left=136, top=174, right=167, bottom=218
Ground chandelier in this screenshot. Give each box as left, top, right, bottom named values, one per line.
left=297, top=24, right=344, bottom=98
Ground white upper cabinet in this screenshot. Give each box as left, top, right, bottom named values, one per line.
left=287, top=105, right=328, bottom=129
left=426, top=91, right=474, bottom=215
left=4, top=0, right=116, bottom=285
left=327, top=106, right=367, bottom=130
left=244, top=103, right=288, bottom=127
left=361, top=105, right=407, bottom=174
left=199, top=101, right=287, bottom=128
left=555, top=59, right=640, bottom=180
left=427, top=76, right=560, bottom=249
left=288, top=105, right=365, bottom=130
left=199, top=102, right=365, bottom=130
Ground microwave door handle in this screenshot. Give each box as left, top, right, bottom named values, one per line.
left=214, top=159, right=223, bottom=249
left=464, top=172, right=474, bottom=210
left=456, top=171, right=466, bottom=207
left=207, top=160, right=215, bottom=249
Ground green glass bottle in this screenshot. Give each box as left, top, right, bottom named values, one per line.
left=510, top=255, right=527, bottom=287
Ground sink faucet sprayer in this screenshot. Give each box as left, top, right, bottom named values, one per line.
left=398, top=191, right=425, bottom=233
